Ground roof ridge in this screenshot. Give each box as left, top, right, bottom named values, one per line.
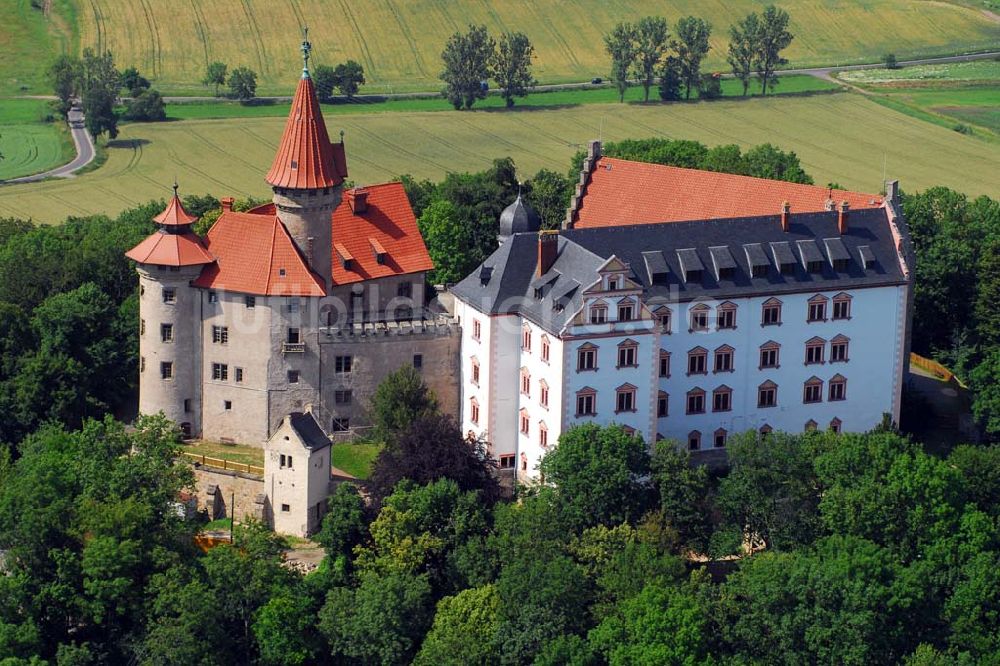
left=265, top=216, right=278, bottom=294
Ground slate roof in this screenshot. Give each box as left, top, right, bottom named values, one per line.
left=573, top=157, right=882, bottom=228
left=288, top=412, right=331, bottom=450
left=452, top=207, right=906, bottom=336
left=499, top=194, right=541, bottom=238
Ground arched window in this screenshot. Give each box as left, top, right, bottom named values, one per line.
left=714, top=428, right=728, bottom=448
left=688, top=430, right=702, bottom=451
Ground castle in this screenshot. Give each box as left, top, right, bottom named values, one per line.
left=453, top=141, right=914, bottom=479
left=126, top=37, right=459, bottom=448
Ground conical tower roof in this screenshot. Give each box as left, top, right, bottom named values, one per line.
left=153, top=184, right=199, bottom=226
left=266, top=32, right=343, bottom=190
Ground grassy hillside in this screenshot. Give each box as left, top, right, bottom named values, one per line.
left=22, top=0, right=1000, bottom=96
left=0, top=99, right=74, bottom=180
left=1, top=92, right=996, bottom=224
left=0, top=0, right=77, bottom=95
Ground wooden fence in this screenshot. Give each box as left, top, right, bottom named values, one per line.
left=180, top=451, right=264, bottom=477
left=910, top=352, right=965, bottom=387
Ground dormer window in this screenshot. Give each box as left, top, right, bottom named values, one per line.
left=607, top=276, right=619, bottom=291
left=617, top=301, right=634, bottom=321
left=590, top=304, right=608, bottom=324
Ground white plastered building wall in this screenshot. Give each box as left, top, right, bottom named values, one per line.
left=264, top=411, right=331, bottom=537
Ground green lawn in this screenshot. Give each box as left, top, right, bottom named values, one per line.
left=0, top=99, right=73, bottom=180
left=163, top=75, right=839, bottom=121
left=0, top=0, right=77, bottom=96
left=181, top=440, right=264, bottom=467
left=2, top=92, right=998, bottom=224
left=332, top=442, right=381, bottom=480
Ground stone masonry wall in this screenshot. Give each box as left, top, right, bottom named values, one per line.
left=191, top=465, right=267, bottom=523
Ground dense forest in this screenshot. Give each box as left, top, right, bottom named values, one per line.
left=0, top=141, right=998, bottom=663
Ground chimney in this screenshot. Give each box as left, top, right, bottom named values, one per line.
left=587, top=139, right=602, bottom=160
left=838, top=201, right=850, bottom=234
left=885, top=179, right=900, bottom=207
left=221, top=197, right=234, bottom=212
left=780, top=201, right=790, bottom=232
left=537, top=230, right=558, bottom=277
left=348, top=188, right=368, bottom=214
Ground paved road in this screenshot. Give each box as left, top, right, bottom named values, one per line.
left=785, top=50, right=1000, bottom=82
left=3, top=106, right=95, bottom=184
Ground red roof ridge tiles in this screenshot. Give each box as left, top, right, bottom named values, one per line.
left=153, top=191, right=199, bottom=226
left=573, top=156, right=882, bottom=229
left=125, top=230, right=214, bottom=267
left=265, top=75, right=344, bottom=190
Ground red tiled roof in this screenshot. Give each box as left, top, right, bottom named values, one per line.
left=331, top=183, right=434, bottom=285
left=153, top=193, right=198, bottom=226
left=193, top=211, right=325, bottom=296
left=265, top=75, right=344, bottom=190
left=573, top=157, right=882, bottom=229
left=125, top=230, right=214, bottom=267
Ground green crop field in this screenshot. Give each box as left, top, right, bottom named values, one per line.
left=1, top=92, right=997, bottom=225
left=0, top=0, right=77, bottom=96
left=3, top=0, right=999, bottom=96
left=0, top=99, right=74, bottom=181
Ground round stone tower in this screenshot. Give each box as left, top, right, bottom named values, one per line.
left=125, top=185, right=214, bottom=437
left=265, top=31, right=345, bottom=290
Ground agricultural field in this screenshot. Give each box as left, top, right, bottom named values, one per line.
left=839, top=61, right=1000, bottom=136
left=0, top=0, right=77, bottom=96
left=0, top=99, right=74, bottom=180
left=1, top=92, right=997, bottom=225
left=3, top=0, right=999, bottom=96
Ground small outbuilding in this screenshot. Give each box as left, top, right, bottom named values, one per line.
left=264, top=408, right=331, bottom=537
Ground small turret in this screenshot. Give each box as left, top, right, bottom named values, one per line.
left=498, top=190, right=541, bottom=245
left=125, top=183, right=213, bottom=438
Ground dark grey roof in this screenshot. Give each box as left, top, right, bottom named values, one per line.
left=452, top=207, right=906, bottom=336
left=288, top=412, right=331, bottom=451
left=498, top=194, right=541, bottom=239
left=709, top=246, right=737, bottom=279
left=824, top=237, right=850, bottom=262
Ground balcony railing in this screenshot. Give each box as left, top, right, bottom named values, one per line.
left=282, top=341, right=305, bottom=353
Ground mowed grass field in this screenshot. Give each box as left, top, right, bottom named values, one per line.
left=62, top=0, right=1000, bottom=95
left=1, top=92, right=997, bottom=224
left=0, top=100, right=74, bottom=180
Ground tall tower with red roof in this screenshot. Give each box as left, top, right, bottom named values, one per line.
left=125, top=184, right=214, bottom=437
left=266, top=30, right=347, bottom=291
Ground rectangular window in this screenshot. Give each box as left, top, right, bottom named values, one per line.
left=281, top=504, right=290, bottom=512
left=762, top=303, right=781, bottom=325
left=235, top=367, right=244, bottom=383
left=162, top=288, right=176, bottom=304
left=540, top=384, right=549, bottom=408
left=413, top=354, right=423, bottom=369
left=335, top=355, right=353, bottom=373
left=616, top=390, right=635, bottom=413
left=686, top=393, right=705, bottom=414
left=160, top=361, right=173, bottom=380
left=287, top=370, right=300, bottom=384
left=208, top=291, right=218, bottom=303
left=332, top=418, right=350, bottom=432
left=140, top=356, right=146, bottom=372
left=499, top=454, right=516, bottom=469
left=657, top=394, right=668, bottom=417
left=758, top=386, right=777, bottom=408
left=212, top=363, right=228, bottom=381
left=280, top=453, right=287, bottom=468
left=833, top=299, right=851, bottom=320
left=688, top=433, right=701, bottom=451
left=541, top=339, right=550, bottom=363
left=659, top=352, right=670, bottom=378
left=578, top=348, right=597, bottom=371
left=657, top=311, right=672, bottom=333
left=808, top=301, right=827, bottom=322
left=473, top=319, right=481, bottom=340
left=471, top=360, right=480, bottom=385
left=714, top=431, right=728, bottom=448
left=520, top=412, right=530, bottom=435
left=286, top=301, right=300, bottom=313
left=183, top=398, right=192, bottom=413
left=212, top=325, right=228, bottom=344
left=829, top=380, right=847, bottom=401
left=713, top=390, right=732, bottom=412
left=617, top=346, right=637, bottom=367
left=804, top=383, right=823, bottom=404
left=690, top=309, right=709, bottom=331
left=161, top=323, right=173, bottom=342
left=576, top=393, right=596, bottom=416
left=590, top=306, right=608, bottom=324
left=224, top=400, right=232, bottom=411
left=245, top=295, right=256, bottom=308
left=688, top=352, right=707, bottom=375
left=831, top=340, right=849, bottom=362
left=540, top=427, right=548, bottom=448
left=287, top=327, right=301, bottom=344
left=806, top=344, right=825, bottom=365
left=397, top=281, right=412, bottom=298
left=714, top=349, right=733, bottom=372
left=470, top=401, right=480, bottom=425
left=522, top=328, right=532, bottom=351
left=760, top=347, right=779, bottom=369
left=718, top=308, right=736, bottom=329
left=140, top=319, right=146, bottom=336
left=335, top=390, right=352, bottom=405
left=520, top=372, right=530, bottom=396
left=618, top=304, right=634, bottom=321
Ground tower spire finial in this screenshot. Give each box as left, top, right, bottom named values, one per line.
left=172, top=178, right=179, bottom=197
left=301, top=26, right=311, bottom=79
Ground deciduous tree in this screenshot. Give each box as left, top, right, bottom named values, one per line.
left=604, top=22, right=637, bottom=103
left=80, top=49, right=120, bottom=139
left=227, top=65, right=257, bottom=102
left=370, top=364, right=439, bottom=444
left=312, top=64, right=337, bottom=101
left=415, top=584, right=501, bottom=665
left=440, top=25, right=494, bottom=110
left=754, top=5, right=794, bottom=94
left=728, top=12, right=760, bottom=96
left=48, top=55, right=82, bottom=117
left=633, top=17, right=669, bottom=102
left=492, top=31, right=535, bottom=108
left=333, top=60, right=366, bottom=98
left=203, top=61, right=227, bottom=97
left=673, top=16, right=712, bottom=99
